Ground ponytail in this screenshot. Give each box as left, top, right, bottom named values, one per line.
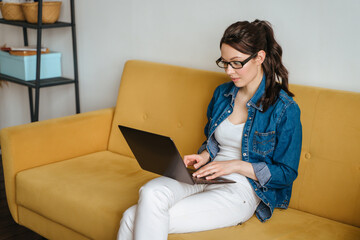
left=220, top=19, right=294, bottom=112
left=253, top=20, right=293, bottom=111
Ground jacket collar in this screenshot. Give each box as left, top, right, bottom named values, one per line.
left=248, top=74, right=266, bottom=112
left=224, top=74, right=266, bottom=111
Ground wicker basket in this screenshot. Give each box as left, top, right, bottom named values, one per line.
left=22, top=1, right=62, bottom=24
left=1, top=3, right=26, bottom=21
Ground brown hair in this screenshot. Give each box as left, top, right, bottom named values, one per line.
left=220, top=19, right=293, bottom=111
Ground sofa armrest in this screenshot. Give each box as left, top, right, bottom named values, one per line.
left=0, top=107, right=114, bottom=223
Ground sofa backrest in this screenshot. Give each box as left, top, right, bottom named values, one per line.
left=108, top=60, right=360, bottom=227
left=108, top=60, right=228, bottom=158
left=289, top=84, right=360, bottom=227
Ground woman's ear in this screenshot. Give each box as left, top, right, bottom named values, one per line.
left=256, top=50, right=266, bottom=65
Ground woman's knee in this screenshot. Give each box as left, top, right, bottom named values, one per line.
left=121, top=205, right=137, bottom=227
left=138, top=178, right=175, bottom=207
left=118, top=205, right=137, bottom=240
left=139, top=183, right=172, bottom=202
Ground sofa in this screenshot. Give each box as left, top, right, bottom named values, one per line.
left=1, top=60, right=359, bottom=240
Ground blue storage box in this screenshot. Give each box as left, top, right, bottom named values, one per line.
left=0, top=50, right=62, bottom=81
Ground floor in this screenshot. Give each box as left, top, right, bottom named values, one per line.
left=0, top=154, right=45, bottom=240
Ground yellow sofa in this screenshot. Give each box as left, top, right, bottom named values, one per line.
left=1, top=60, right=359, bottom=240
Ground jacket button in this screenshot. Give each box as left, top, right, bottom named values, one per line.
left=215, top=123, right=218, bottom=126
left=305, top=152, right=311, bottom=159
left=228, top=110, right=231, bottom=113
left=243, top=153, right=247, bottom=156
left=244, top=134, right=247, bottom=137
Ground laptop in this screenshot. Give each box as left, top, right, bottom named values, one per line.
left=118, top=125, right=235, bottom=185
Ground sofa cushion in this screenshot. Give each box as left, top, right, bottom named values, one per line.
left=15, top=152, right=360, bottom=240
left=169, top=208, right=360, bottom=240
left=16, top=151, right=157, bottom=240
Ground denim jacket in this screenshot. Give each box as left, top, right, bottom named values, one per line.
left=198, top=75, right=302, bottom=222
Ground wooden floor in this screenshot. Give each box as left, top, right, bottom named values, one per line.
left=0, top=154, right=46, bottom=240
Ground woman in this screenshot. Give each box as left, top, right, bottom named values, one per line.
left=118, top=19, right=302, bottom=240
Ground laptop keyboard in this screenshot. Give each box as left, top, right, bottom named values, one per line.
left=187, top=168, right=235, bottom=184
left=192, top=176, right=233, bottom=184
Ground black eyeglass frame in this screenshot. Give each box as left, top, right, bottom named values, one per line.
left=216, top=52, right=258, bottom=69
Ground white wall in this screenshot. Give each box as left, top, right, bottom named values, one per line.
left=0, top=0, right=359, bottom=130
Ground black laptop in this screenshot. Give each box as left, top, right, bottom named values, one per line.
left=118, top=125, right=235, bottom=185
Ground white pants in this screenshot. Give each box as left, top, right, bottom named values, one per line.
left=117, top=176, right=259, bottom=240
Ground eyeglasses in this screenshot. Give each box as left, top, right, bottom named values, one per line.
left=216, top=52, right=258, bottom=69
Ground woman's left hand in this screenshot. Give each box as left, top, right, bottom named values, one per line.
left=192, top=160, right=241, bottom=180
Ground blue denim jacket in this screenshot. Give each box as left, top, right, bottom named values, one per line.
left=198, top=75, right=302, bottom=222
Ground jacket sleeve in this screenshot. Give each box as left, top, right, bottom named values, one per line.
left=253, top=102, right=302, bottom=189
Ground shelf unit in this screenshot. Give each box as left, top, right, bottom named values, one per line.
left=0, top=0, right=80, bottom=122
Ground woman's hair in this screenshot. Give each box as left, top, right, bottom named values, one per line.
left=220, top=19, right=293, bottom=111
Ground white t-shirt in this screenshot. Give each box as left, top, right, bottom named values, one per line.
left=214, top=118, right=259, bottom=202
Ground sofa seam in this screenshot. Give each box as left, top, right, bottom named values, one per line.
left=17, top=205, right=92, bottom=240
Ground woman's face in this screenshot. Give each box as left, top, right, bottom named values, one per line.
left=220, top=44, right=264, bottom=90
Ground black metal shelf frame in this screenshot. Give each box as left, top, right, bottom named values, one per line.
left=0, top=19, right=72, bottom=29
left=0, top=0, right=80, bottom=122
left=0, top=73, right=75, bottom=88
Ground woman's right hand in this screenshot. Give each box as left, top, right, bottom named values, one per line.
left=183, top=150, right=210, bottom=169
